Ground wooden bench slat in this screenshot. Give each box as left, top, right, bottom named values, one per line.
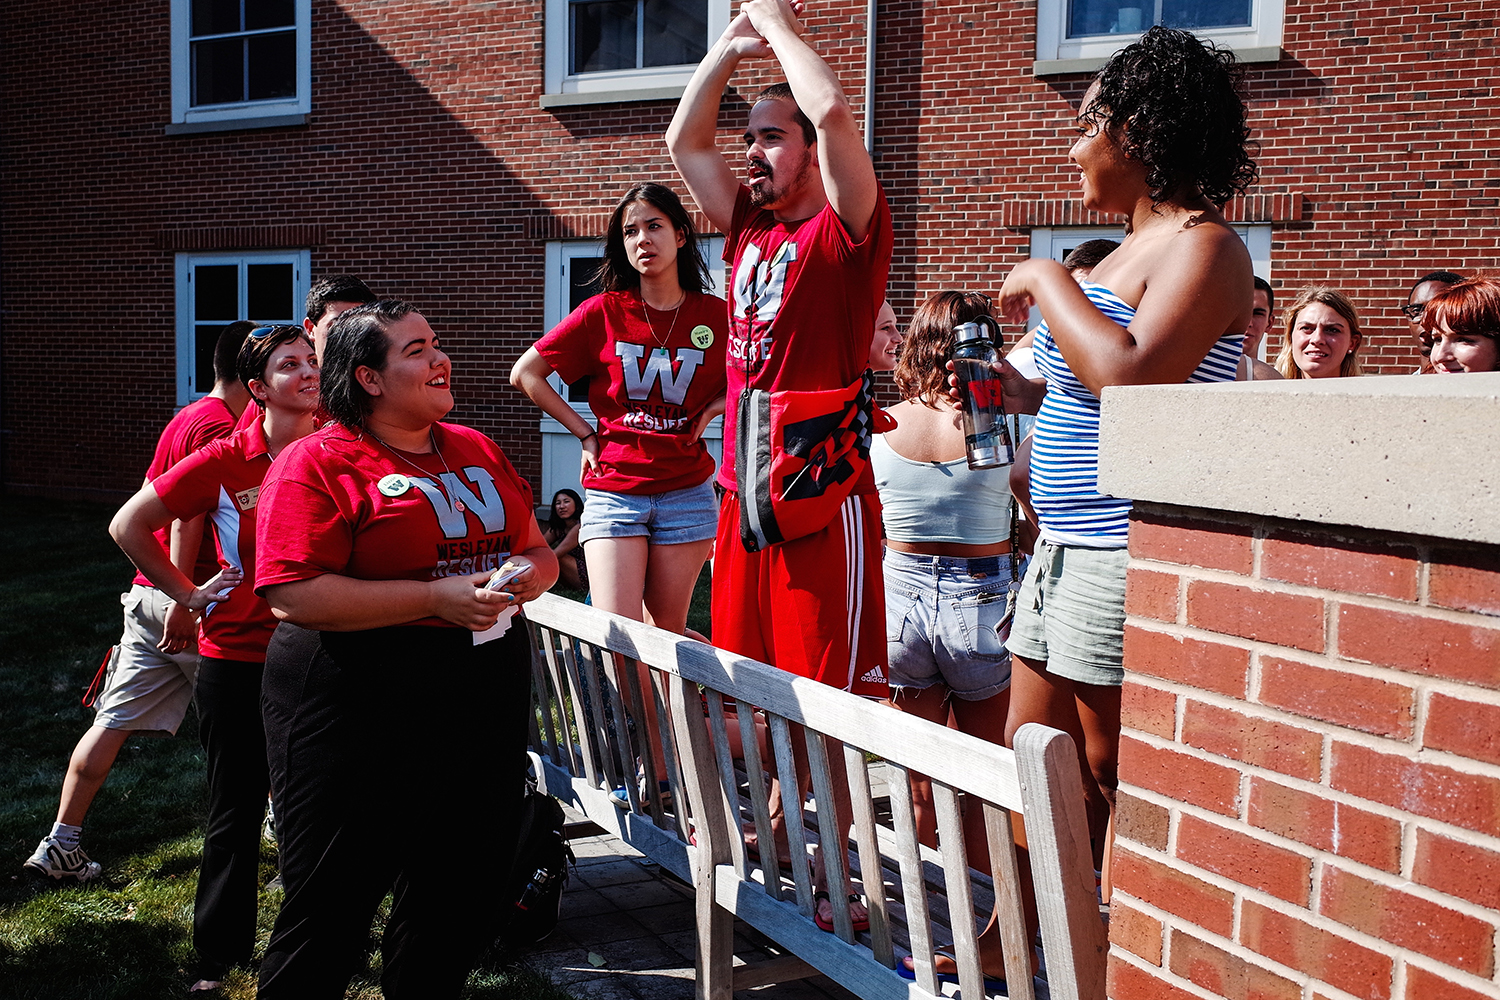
left=555, top=634, right=602, bottom=788
left=734, top=697, right=781, bottom=901
left=883, top=763, right=940, bottom=996
left=844, top=742, right=896, bottom=967
left=767, top=713, right=816, bottom=915
left=1014, top=724, right=1108, bottom=1000
left=537, top=628, right=584, bottom=779
left=705, top=693, right=750, bottom=877
left=932, top=781, right=985, bottom=998
left=986, top=802, right=1038, bottom=1000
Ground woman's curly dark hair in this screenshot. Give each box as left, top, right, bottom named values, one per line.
left=1081, top=26, right=1258, bottom=208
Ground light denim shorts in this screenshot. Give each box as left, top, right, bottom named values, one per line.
left=884, top=548, right=1018, bottom=701
left=1005, top=538, right=1129, bottom=687
left=579, top=480, right=719, bottom=545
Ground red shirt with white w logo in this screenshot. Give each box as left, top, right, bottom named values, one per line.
left=253, top=422, right=535, bottom=628
left=537, top=289, right=727, bottom=495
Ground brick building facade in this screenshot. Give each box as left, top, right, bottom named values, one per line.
left=2, top=0, right=1496, bottom=501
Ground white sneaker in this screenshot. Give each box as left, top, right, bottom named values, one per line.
left=23, top=836, right=102, bottom=883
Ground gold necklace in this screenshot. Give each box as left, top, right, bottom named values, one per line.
left=642, top=291, right=686, bottom=354
left=368, top=428, right=465, bottom=511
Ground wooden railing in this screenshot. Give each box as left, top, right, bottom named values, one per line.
left=523, top=592, right=1107, bottom=1000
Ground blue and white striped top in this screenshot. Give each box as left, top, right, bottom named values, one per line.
left=1029, top=281, right=1243, bottom=548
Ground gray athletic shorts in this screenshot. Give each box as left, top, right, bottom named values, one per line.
left=1005, top=539, right=1129, bottom=687
left=92, top=585, right=199, bottom=734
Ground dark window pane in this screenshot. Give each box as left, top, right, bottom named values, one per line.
left=248, top=263, right=294, bottom=321
left=193, top=38, right=245, bottom=105
left=247, top=32, right=297, bottom=100
left=245, top=0, right=297, bottom=30
left=196, top=325, right=224, bottom=391
left=644, top=0, right=706, bottom=67
left=195, top=265, right=239, bottom=321
left=1162, top=0, right=1250, bottom=29
left=1068, top=0, right=1146, bottom=36
left=192, top=0, right=242, bottom=36
left=569, top=257, right=604, bottom=311
left=572, top=0, right=637, bottom=73
left=565, top=256, right=604, bottom=402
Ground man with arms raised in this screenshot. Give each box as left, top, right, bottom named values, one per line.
left=666, top=0, right=892, bottom=934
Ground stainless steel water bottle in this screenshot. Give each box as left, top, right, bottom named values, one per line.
left=953, top=318, right=1014, bottom=470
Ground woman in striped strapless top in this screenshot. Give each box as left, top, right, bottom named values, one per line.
left=941, top=26, right=1262, bottom=986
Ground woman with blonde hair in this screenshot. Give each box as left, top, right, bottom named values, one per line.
left=1275, top=286, right=1363, bottom=379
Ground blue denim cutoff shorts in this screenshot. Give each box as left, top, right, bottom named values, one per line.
left=579, top=480, right=719, bottom=546
left=1005, top=538, right=1129, bottom=687
left=884, top=547, right=1018, bottom=701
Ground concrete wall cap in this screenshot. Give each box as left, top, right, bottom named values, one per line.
left=1097, top=372, right=1500, bottom=545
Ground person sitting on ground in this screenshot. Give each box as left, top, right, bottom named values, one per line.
left=543, top=488, right=588, bottom=592
left=1275, top=286, right=1363, bottom=379
left=874, top=290, right=1018, bottom=856
left=22, top=321, right=252, bottom=884
left=1421, top=275, right=1500, bottom=373
left=1403, top=270, right=1463, bottom=372
left=1238, top=275, right=1283, bottom=380
left=109, top=325, right=321, bottom=992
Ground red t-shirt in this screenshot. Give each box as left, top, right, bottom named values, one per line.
left=254, top=422, right=536, bottom=629
left=152, top=419, right=278, bottom=662
left=133, top=395, right=238, bottom=588
left=719, top=186, right=893, bottom=492
left=535, top=290, right=728, bottom=495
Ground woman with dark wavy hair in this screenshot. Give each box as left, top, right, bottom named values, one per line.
left=949, top=26, right=1256, bottom=985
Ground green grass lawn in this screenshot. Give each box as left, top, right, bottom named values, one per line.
left=0, top=495, right=577, bottom=999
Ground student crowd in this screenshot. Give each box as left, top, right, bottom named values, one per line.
left=21, top=0, right=1498, bottom=994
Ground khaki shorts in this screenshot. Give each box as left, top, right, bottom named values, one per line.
left=1005, top=539, right=1128, bottom=688
left=92, top=585, right=199, bottom=734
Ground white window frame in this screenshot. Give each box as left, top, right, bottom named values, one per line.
left=536, top=237, right=726, bottom=500
left=170, top=0, right=312, bottom=130
left=1027, top=224, right=1271, bottom=355
left=541, top=0, right=729, bottom=107
left=175, top=250, right=311, bottom=405
left=1034, top=0, right=1283, bottom=75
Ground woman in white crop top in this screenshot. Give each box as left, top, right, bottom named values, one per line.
left=873, top=293, right=1019, bottom=977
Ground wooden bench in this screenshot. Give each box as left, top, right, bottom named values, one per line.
left=522, top=592, right=1107, bottom=1000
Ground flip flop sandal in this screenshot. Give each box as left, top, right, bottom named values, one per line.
left=897, top=951, right=1008, bottom=994
left=812, top=890, right=870, bottom=933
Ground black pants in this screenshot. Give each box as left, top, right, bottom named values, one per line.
left=192, top=655, right=270, bottom=975
left=257, top=622, right=532, bottom=999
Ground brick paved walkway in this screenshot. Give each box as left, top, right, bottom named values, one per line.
left=523, top=810, right=860, bottom=999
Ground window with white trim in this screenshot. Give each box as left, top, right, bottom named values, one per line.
left=1035, top=0, right=1283, bottom=73
left=542, top=0, right=728, bottom=106
left=170, top=0, right=311, bottom=130
left=175, top=250, right=310, bottom=405
left=1026, top=225, right=1271, bottom=355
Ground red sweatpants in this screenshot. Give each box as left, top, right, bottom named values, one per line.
left=712, top=492, right=889, bottom=698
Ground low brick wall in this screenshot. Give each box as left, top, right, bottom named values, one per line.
left=1107, top=506, right=1500, bottom=1000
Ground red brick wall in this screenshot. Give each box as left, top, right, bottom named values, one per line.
left=2, top=0, right=1497, bottom=500
left=1111, top=503, right=1500, bottom=1000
